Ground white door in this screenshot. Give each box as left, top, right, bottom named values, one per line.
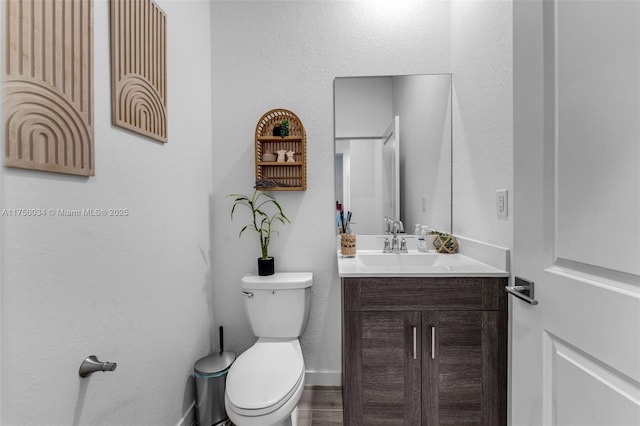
left=512, top=1, right=640, bottom=425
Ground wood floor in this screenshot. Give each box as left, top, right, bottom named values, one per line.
left=295, top=386, right=343, bottom=425
left=226, top=386, right=343, bottom=426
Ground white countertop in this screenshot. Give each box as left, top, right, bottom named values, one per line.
left=336, top=235, right=510, bottom=278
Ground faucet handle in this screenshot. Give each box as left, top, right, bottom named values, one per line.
left=400, top=238, right=408, bottom=253
left=382, top=238, right=392, bottom=253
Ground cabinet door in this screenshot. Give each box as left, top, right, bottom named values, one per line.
left=344, top=311, right=422, bottom=425
left=423, top=311, right=507, bottom=426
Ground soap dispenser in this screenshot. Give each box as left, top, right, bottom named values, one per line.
left=418, top=225, right=428, bottom=252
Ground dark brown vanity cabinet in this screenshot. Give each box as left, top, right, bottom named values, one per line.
left=342, top=277, right=507, bottom=426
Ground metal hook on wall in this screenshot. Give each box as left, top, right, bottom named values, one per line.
left=79, top=355, right=117, bottom=378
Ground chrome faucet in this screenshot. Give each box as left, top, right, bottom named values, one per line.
left=382, top=218, right=407, bottom=253
left=385, top=220, right=407, bottom=254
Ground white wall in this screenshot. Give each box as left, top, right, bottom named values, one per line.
left=451, top=1, right=513, bottom=249
left=0, top=1, right=214, bottom=424
left=210, top=0, right=451, bottom=385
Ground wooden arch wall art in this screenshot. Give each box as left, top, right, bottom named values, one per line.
left=4, top=0, right=95, bottom=176
left=110, top=0, right=167, bottom=143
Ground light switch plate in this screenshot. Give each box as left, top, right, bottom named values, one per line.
left=496, top=189, right=508, bottom=217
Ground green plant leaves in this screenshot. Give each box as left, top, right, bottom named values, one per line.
left=228, top=189, right=290, bottom=259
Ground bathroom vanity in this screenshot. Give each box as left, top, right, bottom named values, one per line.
left=338, top=236, right=509, bottom=426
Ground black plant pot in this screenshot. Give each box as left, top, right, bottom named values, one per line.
left=258, top=257, right=275, bottom=276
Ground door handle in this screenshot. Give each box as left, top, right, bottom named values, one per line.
left=505, top=276, right=539, bottom=305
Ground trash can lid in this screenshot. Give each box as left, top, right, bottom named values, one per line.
left=194, top=351, right=236, bottom=375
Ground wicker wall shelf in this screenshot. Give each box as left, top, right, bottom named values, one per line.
left=255, top=109, right=307, bottom=191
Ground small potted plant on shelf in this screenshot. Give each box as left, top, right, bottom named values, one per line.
left=229, top=189, right=290, bottom=276
left=272, top=119, right=290, bottom=138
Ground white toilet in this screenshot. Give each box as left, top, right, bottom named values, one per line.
left=225, top=272, right=313, bottom=426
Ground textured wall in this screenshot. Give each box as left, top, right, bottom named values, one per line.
left=210, top=0, right=451, bottom=385
left=451, top=0, right=514, bottom=249
left=0, top=1, right=214, bottom=424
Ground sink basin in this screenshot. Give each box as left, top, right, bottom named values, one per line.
left=355, top=252, right=466, bottom=268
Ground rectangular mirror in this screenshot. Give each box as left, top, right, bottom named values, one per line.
left=334, top=74, right=452, bottom=235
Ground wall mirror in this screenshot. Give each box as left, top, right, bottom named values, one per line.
left=334, top=74, right=452, bottom=235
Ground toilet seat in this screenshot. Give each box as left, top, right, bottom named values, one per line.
left=226, top=340, right=304, bottom=417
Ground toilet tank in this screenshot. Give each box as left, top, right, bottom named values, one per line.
left=240, top=272, right=313, bottom=338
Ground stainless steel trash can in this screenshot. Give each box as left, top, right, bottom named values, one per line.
left=194, top=351, right=236, bottom=426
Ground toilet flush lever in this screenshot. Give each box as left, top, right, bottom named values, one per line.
left=79, top=355, right=117, bottom=378
left=241, top=291, right=254, bottom=298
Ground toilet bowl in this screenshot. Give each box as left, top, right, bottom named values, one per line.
left=224, top=272, right=313, bottom=426
left=225, top=340, right=305, bottom=426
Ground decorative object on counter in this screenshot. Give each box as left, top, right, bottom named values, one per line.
left=432, top=231, right=458, bottom=254
left=341, top=233, right=357, bottom=257
left=255, top=109, right=307, bottom=190
left=5, top=0, right=95, bottom=176
left=286, top=151, right=296, bottom=162
left=262, top=151, right=276, bottom=162
left=229, top=189, right=290, bottom=276
left=427, top=232, right=438, bottom=252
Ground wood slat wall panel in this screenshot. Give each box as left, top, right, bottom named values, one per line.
left=4, top=0, right=94, bottom=176
left=110, top=0, right=167, bottom=143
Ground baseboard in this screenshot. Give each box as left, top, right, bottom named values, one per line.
left=304, top=370, right=342, bottom=387
left=176, top=401, right=196, bottom=426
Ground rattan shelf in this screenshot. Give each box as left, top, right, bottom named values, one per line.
left=257, top=162, right=303, bottom=166
left=254, top=109, right=307, bottom=191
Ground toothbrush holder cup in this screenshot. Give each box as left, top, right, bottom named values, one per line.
left=341, top=234, right=356, bottom=257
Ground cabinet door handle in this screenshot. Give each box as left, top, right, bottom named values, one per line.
left=431, top=326, right=436, bottom=359
left=412, top=326, right=417, bottom=360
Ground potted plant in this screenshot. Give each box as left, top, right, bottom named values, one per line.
left=431, top=230, right=458, bottom=253
left=272, top=119, right=290, bottom=137
left=229, top=189, right=290, bottom=275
